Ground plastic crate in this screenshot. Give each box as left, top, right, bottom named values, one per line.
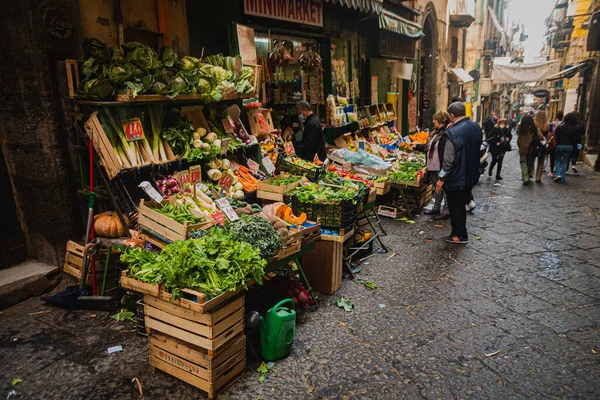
left=136, top=298, right=147, bottom=336
left=286, top=194, right=360, bottom=230
left=277, top=157, right=324, bottom=182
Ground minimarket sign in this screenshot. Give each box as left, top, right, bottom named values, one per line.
left=244, top=0, right=323, bottom=27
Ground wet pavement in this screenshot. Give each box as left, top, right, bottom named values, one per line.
left=1, top=149, right=599, bottom=399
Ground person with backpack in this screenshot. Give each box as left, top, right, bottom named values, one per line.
left=546, top=111, right=563, bottom=178
left=517, top=115, right=545, bottom=185
left=554, top=112, right=582, bottom=183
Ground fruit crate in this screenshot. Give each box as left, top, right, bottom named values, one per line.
left=149, top=331, right=245, bottom=399
left=271, top=229, right=302, bottom=261
left=290, top=222, right=321, bottom=246
left=63, top=240, right=112, bottom=284
left=286, top=194, right=361, bottom=231
left=144, top=292, right=245, bottom=352
left=256, top=174, right=305, bottom=202
left=138, top=199, right=214, bottom=243
left=276, top=156, right=324, bottom=182
left=374, top=180, right=391, bottom=195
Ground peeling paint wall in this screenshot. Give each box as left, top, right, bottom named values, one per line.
left=78, top=0, right=189, bottom=54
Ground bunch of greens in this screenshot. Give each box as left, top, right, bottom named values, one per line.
left=186, top=143, right=221, bottom=163
left=227, top=215, right=282, bottom=260
left=389, top=161, right=424, bottom=183
left=156, top=203, right=204, bottom=224
left=271, top=175, right=302, bottom=186
left=291, top=182, right=358, bottom=204
left=120, top=228, right=266, bottom=299
left=161, top=109, right=195, bottom=157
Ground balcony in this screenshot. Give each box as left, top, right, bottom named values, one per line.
left=450, top=0, right=475, bottom=28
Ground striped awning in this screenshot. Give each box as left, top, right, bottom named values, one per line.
left=379, top=10, right=424, bottom=39
left=324, top=0, right=383, bottom=14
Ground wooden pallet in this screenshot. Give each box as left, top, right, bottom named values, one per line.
left=149, top=332, right=245, bottom=399
left=138, top=199, right=213, bottom=243
left=144, top=293, right=245, bottom=352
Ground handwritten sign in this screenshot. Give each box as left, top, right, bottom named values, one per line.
left=378, top=147, right=389, bottom=158
left=220, top=138, right=230, bottom=155
left=195, top=182, right=209, bottom=195
left=247, top=159, right=260, bottom=175
left=139, top=181, right=163, bottom=203
left=215, top=197, right=239, bottom=222
left=122, top=118, right=144, bottom=141
left=219, top=174, right=234, bottom=192
left=177, top=170, right=190, bottom=187
left=262, top=156, right=276, bottom=174
left=236, top=24, right=257, bottom=65
left=222, top=119, right=235, bottom=134
left=189, top=165, right=202, bottom=184
left=211, top=210, right=226, bottom=226
left=284, top=142, right=296, bottom=156
left=408, top=97, right=417, bottom=132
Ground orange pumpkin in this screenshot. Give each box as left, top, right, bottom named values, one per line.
left=94, top=211, right=127, bottom=238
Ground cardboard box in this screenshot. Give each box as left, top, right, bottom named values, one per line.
left=301, top=240, right=343, bottom=295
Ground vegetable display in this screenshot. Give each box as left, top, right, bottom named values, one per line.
left=389, top=161, right=425, bottom=183
left=121, top=228, right=266, bottom=299
left=290, top=183, right=359, bottom=204
left=271, top=175, right=302, bottom=186
left=228, top=215, right=282, bottom=260
left=78, top=39, right=254, bottom=101
left=156, top=203, right=204, bottom=224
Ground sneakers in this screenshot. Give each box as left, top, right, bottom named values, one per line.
left=554, top=176, right=561, bottom=183
left=443, top=235, right=468, bottom=244
left=548, top=173, right=555, bottom=178
left=424, top=209, right=441, bottom=216
left=466, top=200, right=476, bottom=213
left=495, top=176, right=503, bottom=181
left=432, top=213, right=450, bottom=221
left=572, top=166, right=579, bottom=174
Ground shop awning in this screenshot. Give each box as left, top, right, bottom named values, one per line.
left=379, top=10, right=424, bottom=39
left=449, top=68, right=474, bottom=84
left=545, top=60, right=595, bottom=81
left=324, top=0, right=383, bottom=14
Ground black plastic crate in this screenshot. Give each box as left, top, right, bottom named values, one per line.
left=277, top=156, right=324, bottom=182
left=287, top=194, right=360, bottom=230
left=136, top=298, right=147, bottom=336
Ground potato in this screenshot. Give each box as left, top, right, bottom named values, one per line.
left=277, top=227, right=289, bottom=237
left=273, top=221, right=288, bottom=231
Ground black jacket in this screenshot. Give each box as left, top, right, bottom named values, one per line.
left=295, top=114, right=326, bottom=162
left=441, top=118, right=483, bottom=192
left=486, top=125, right=512, bottom=153
left=555, top=123, right=581, bottom=146
left=483, top=116, right=496, bottom=135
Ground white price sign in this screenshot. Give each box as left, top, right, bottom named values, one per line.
left=220, top=138, right=230, bottom=155
left=262, top=156, right=276, bottom=174
left=139, top=181, right=164, bottom=203
left=215, top=197, right=239, bottom=222
left=247, top=159, right=260, bottom=175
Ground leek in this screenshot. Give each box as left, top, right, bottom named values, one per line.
left=101, top=108, right=137, bottom=166
left=148, top=104, right=167, bottom=162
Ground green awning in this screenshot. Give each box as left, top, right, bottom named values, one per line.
left=324, top=0, right=383, bottom=14
left=379, top=10, right=424, bottom=39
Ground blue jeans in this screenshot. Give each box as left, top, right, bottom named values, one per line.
left=555, top=145, right=573, bottom=182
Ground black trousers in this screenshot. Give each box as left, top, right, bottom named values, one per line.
left=488, top=152, right=504, bottom=177
left=446, top=188, right=470, bottom=238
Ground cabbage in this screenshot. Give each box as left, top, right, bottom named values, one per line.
left=197, top=78, right=211, bottom=93
left=180, top=56, right=198, bottom=71
left=79, top=78, right=114, bottom=100
left=83, top=38, right=111, bottom=62
left=122, top=42, right=160, bottom=72
left=160, top=46, right=178, bottom=67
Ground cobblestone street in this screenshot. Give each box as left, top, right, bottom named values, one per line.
left=1, top=149, right=599, bottom=399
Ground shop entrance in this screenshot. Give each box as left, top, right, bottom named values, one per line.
left=0, top=146, right=27, bottom=269
left=418, top=15, right=437, bottom=130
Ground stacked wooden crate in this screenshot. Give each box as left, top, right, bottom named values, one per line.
left=120, top=272, right=246, bottom=399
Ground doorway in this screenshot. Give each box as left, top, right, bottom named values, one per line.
left=0, top=146, right=27, bottom=268
left=419, top=14, right=437, bottom=130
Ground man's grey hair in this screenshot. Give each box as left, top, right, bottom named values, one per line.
left=448, top=102, right=466, bottom=117
left=296, top=101, right=312, bottom=111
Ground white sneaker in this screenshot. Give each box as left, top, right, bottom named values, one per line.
left=466, top=200, right=476, bottom=212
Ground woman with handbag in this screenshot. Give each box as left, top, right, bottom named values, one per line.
left=486, top=117, right=512, bottom=180
left=517, top=115, right=545, bottom=185
left=532, top=110, right=549, bottom=182
left=546, top=111, right=563, bottom=178
left=554, top=112, right=581, bottom=183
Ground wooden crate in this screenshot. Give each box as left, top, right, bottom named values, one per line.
left=403, top=184, right=433, bottom=209
left=138, top=199, right=213, bottom=243
left=120, top=270, right=160, bottom=297
left=144, top=293, right=245, bottom=352
left=272, top=229, right=302, bottom=261
left=247, top=107, right=277, bottom=136
left=256, top=174, right=303, bottom=202
left=291, top=222, right=321, bottom=246
left=302, top=240, right=343, bottom=295
left=159, top=286, right=246, bottom=314
left=377, top=205, right=399, bottom=219
left=374, top=181, right=391, bottom=195
left=367, top=189, right=377, bottom=204
left=320, top=228, right=354, bottom=243
left=65, top=59, right=81, bottom=98
left=63, top=240, right=107, bottom=283
left=149, top=332, right=245, bottom=399
left=115, top=93, right=202, bottom=102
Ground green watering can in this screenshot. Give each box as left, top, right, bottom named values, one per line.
left=259, top=298, right=296, bottom=361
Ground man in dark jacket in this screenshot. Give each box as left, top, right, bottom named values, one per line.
left=483, top=112, right=497, bottom=137
left=436, top=102, right=483, bottom=244
left=294, top=101, right=326, bottom=162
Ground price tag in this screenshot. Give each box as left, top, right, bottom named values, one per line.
left=177, top=170, right=190, bottom=187
left=247, top=159, right=260, bottom=175
left=221, top=119, right=235, bottom=134
left=211, top=210, right=226, bottom=226
left=219, top=174, right=234, bottom=192
left=215, top=197, right=239, bottom=222
left=122, top=118, right=144, bottom=141
left=378, top=147, right=389, bottom=158
left=195, top=182, right=208, bottom=194
left=220, top=138, right=230, bottom=155
left=138, top=181, right=163, bottom=203
left=189, top=165, right=202, bottom=184
left=284, top=141, right=296, bottom=156
left=262, top=156, right=276, bottom=174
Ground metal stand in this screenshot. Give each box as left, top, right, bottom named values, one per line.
left=345, top=202, right=389, bottom=277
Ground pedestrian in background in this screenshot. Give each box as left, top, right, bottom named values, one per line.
left=486, top=117, right=511, bottom=180
left=554, top=112, right=581, bottom=183
left=294, top=101, right=326, bottom=162
left=517, top=115, right=545, bottom=185
left=436, top=102, right=482, bottom=244
left=483, top=112, right=497, bottom=137
left=532, top=110, right=549, bottom=182
left=416, top=111, right=451, bottom=220
left=567, top=112, right=585, bottom=174
left=546, top=111, right=563, bottom=178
